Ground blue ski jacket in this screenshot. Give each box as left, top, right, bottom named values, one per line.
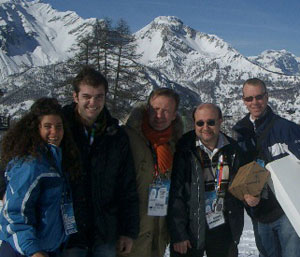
left=0, top=144, right=69, bottom=256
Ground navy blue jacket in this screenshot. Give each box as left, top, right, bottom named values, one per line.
left=233, top=106, right=300, bottom=223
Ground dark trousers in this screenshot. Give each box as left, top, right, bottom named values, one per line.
left=0, top=240, right=60, bottom=257
left=0, top=241, right=23, bottom=257
left=170, top=224, right=238, bottom=257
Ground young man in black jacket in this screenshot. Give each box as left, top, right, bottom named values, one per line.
left=168, top=103, right=245, bottom=257
left=61, top=66, right=139, bottom=257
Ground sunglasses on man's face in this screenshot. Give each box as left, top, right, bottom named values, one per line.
left=196, top=119, right=216, bottom=127
left=243, top=92, right=266, bottom=102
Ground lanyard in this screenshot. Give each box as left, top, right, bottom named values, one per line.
left=85, top=126, right=96, bottom=146
left=215, top=155, right=224, bottom=193
left=197, top=148, right=224, bottom=193
left=147, top=141, right=161, bottom=180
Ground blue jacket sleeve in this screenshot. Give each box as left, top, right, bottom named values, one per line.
left=1, top=159, right=43, bottom=256
left=268, top=120, right=300, bottom=161
left=284, top=122, right=300, bottom=159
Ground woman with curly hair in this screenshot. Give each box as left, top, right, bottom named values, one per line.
left=0, top=97, right=80, bottom=257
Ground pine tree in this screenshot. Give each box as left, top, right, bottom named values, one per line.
left=64, top=18, right=147, bottom=119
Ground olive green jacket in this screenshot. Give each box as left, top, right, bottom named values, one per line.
left=123, top=103, right=183, bottom=257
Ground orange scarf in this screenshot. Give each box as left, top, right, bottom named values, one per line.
left=142, top=113, right=173, bottom=175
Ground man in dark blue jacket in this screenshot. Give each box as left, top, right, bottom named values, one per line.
left=61, top=66, right=139, bottom=257
left=233, top=78, right=300, bottom=257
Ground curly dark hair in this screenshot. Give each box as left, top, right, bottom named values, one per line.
left=1, top=98, right=80, bottom=179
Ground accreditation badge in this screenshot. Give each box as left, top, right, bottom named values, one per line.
left=147, top=179, right=170, bottom=216
left=61, top=202, right=77, bottom=235
left=205, top=191, right=225, bottom=229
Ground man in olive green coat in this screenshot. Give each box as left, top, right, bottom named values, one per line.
left=122, top=88, right=183, bottom=257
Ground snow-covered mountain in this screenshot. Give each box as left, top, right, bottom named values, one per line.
left=0, top=1, right=300, bottom=125
left=135, top=16, right=300, bottom=86
left=133, top=16, right=300, bottom=123
left=0, top=0, right=95, bottom=79
left=249, top=50, right=300, bottom=76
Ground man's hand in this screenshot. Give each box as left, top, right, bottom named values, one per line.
left=244, top=194, right=260, bottom=207
left=32, top=252, right=49, bottom=257
left=173, top=240, right=192, bottom=254
left=118, top=236, right=133, bottom=255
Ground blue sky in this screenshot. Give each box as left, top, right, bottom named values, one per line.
left=42, top=0, right=300, bottom=57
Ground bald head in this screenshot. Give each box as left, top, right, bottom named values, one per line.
left=194, top=103, right=223, bottom=150
left=193, top=103, right=223, bottom=121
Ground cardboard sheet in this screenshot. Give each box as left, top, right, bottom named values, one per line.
left=266, top=154, right=300, bottom=237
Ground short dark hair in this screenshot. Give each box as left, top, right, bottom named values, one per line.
left=73, top=66, right=108, bottom=94
left=147, top=88, right=180, bottom=111
left=243, top=78, right=267, bottom=95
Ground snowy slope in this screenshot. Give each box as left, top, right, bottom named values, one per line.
left=0, top=0, right=95, bottom=79
left=249, top=50, right=300, bottom=76
left=134, top=16, right=300, bottom=93
left=133, top=16, right=300, bottom=123
left=0, top=3, right=300, bottom=123
left=0, top=3, right=298, bottom=256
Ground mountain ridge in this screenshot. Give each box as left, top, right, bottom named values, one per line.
left=0, top=1, right=300, bottom=124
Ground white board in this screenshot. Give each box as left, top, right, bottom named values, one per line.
left=266, top=154, right=300, bottom=237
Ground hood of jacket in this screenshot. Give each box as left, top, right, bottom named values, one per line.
left=125, top=102, right=184, bottom=143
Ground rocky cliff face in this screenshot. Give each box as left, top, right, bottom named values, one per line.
left=0, top=0, right=95, bottom=79
left=0, top=2, right=299, bottom=124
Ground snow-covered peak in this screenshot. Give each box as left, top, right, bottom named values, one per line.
left=0, top=0, right=95, bottom=79
left=153, top=16, right=183, bottom=27
left=249, top=49, right=300, bottom=75
left=134, top=15, right=270, bottom=88
left=135, top=15, right=241, bottom=64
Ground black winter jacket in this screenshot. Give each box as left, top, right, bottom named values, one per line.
left=63, top=104, right=139, bottom=248
left=167, top=130, right=245, bottom=250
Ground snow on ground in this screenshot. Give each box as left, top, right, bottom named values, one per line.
left=238, top=212, right=259, bottom=257
left=164, top=211, right=259, bottom=257
left=0, top=200, right=258, bottom=256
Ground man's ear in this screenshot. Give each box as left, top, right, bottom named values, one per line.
left=73, top=92, right=78, bottom=103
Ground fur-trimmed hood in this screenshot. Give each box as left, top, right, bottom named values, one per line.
left=125, top=102, right=184, bottom=143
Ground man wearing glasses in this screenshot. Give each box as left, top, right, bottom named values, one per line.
left=167, top=103, right=245, bottom=257
left=233, top=78, right=300, bottom=257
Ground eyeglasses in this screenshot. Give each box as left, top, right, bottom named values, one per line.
left=196, top=119, right=216, bottom=127
left=243, top=92, right=266, bottom=102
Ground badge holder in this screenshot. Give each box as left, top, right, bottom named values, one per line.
left=61, top=190, right=77, bottom=236
left=205, top=191, right=225, bottom=229
left=147, top=177, right=170, bottom=217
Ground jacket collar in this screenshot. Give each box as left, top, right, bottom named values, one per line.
left=233, top=105, right=275, bottom=138
left=63, top=103, right=119, bottom=136
left=125, top=102, right=183, bottom=143
left=196, top=133, right=230, bottom=158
